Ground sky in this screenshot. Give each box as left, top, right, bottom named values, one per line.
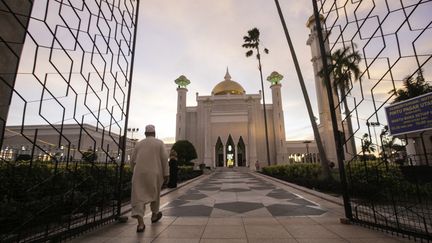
left=6, top=0, right=431, bottom=148
left=128, top=0, right=320, bottom=142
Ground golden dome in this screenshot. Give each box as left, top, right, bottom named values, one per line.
left=212, top=69, right=245, bottom=95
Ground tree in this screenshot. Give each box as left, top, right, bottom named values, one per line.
left=172, top=140, right=197, bottom=166
left=380, top=126, right=406, bottom=164
left=320, top=46, right=361, bottom=157
left=361, top=133, right=376, bottom=155
left=390, top=69, right=432, bottom=103
left=15, top=154, right=32, bottom=162
left=273, top=1, right=331, bottom=178
left=242, top=27, right=271, bottom=166
left=382, top=136, right=405, bottom=162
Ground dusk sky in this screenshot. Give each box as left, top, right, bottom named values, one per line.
left=7, top=1, right=430, bottom=147
left=129, top=1, right=320, bottom=142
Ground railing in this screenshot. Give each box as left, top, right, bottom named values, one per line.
left=0, top=0, right=139, bottom=242
left=314, top=0, right=431, bottom=241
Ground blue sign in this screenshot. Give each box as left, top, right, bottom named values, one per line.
left=385, top=92, right=432, bottom=136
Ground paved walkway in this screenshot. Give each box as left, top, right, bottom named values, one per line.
left=70, top=168, right=411, bottom=243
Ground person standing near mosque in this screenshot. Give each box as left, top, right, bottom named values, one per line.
left=167, top=149, right=178, bottom=188
left=255, top=160, right=260, bottom=171
left=130, top=125, right=168, bottom=233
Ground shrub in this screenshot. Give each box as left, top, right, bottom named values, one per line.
left=0, top=161, right=128, bottom=235
left=15, top=154, right=32, bottom=161
left=82, top=150, right=97, bottom=163
left=262, top=163, right=340, bottom=193
left=171, top=140, right=197, bottom=166
left=177, top=166, right=202, bottom=181
left=345, top=161, right=432, bottom=201
left=262, top=162, right=432, bottom=202
left=0, top=159, right=202, bottom=238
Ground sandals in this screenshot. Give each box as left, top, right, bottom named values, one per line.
left=151, top=212, right=162, bottom=223
left=136, top=224, right=145, bottom=233
left=135, top=212, right=161, bottom=233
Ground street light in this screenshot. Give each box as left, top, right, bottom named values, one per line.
left=367, top=121, right=380, bottom=156
left=127, top=128, right=139, bottom=140
left=303, top=140, right=311, bottom=163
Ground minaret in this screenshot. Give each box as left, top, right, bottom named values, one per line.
left=267, top=71, right=286, bottom=164
left=175, top=75, right=190, bottom=141
left=306, top=15, right=342, bottom=163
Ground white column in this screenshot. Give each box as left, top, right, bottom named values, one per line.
left=212, top=145, right=216, bottom=168
left=175, top=87, right=188, bottom=141
left=247, top=98, right=257, bottom=164
left=306, top=15, right=342, bottom=164
left=234, top=147, right=238, bottom=167
left=204, top=102, right=212, bottom=165
left=270, top=83, right=286, bottom=164
left=223, top=145, right=226, bottom=167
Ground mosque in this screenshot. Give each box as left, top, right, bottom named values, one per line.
left=174, top=69, right=322, bottom=168
left=173, top=15, right=345, bottom=168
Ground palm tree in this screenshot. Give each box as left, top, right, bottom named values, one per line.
left=242, top=27, right=271, bottom=166
left=381, top=135, right=405, bottom=162
left=320, top=46, right=361, bottom=157
left=361, top=133, right=376, bottom=155
left=272, top=1, right=331, bottom=178
left=390, top=69, right=432, bottom=103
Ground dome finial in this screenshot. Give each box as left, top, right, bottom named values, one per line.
left=267, top=71, right=283, bottom=85
left=224, top=67, right=231, bottom=80
left=175, top=75, right=190, bottom=88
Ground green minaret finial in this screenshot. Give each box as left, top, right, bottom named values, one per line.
left=175, top=75, right=190, bottom=88
left=266, top=71, right=283, bottom=85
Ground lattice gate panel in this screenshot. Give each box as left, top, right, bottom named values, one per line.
left=315, top=0, right=431, bottom=241
left=0, top=0, right=139, bottom=242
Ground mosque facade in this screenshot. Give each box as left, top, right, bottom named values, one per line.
left=172, top=15, right=347, bottom=168
left=174, top=69, right=310, bottom=168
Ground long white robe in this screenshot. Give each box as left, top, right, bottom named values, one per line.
left=130, top=136, right=168, bottom=208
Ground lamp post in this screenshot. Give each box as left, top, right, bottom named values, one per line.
left=367, top=122, right=381, bottom=156
left=72, top=145, right=76, bottom=161
left=303, top=140, right=311, bottom=163
left=127, top=128, right=139, bottom=140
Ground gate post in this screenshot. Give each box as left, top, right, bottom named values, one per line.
left=117, top=0, right=141, bottom=219
left=0, top=0, right=33, bottom=147
left=311, top=0, right=353, bottom=220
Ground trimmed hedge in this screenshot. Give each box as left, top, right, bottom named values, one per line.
left=0, top=161, right=202, bottom=236
left=347, top=161, right=432, bottom=201
left=261, top=162, right=432, bottom=201
left=0, top=161, right=131, bottom=235
left=178, top=166, right=203, bottom=182
left=261, top=163, right=341, bottom=194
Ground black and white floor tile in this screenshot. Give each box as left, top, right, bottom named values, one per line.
left=162, top=171, right=326, bottom=217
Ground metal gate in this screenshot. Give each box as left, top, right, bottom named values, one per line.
left=0, top=0, right=139, bottom=241
left=314, top=0, right=431, bottom=241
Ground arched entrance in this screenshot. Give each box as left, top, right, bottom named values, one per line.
left=226, top=135, right=235, bottom=167
left=215, top=137, right=224, bottom=167
left=237, top=136, right=246, bottom=167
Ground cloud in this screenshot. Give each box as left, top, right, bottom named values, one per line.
left=128, top=0, right=322, bottom=141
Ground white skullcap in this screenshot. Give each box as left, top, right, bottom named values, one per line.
left=145, top=124, right=155, bottom=133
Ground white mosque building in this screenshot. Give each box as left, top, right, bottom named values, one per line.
left=174, top=69, right=322, bottom=168
left=172, top=15, right=345, bottom=169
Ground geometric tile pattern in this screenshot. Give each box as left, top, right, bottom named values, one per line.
left=161, top=171, right=326, bottom=217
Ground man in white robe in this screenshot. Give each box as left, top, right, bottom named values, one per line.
left=130, top=124, right=168, bottom=232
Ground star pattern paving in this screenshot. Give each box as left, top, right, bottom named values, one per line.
left=162, top=171, right=326, bottom=217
